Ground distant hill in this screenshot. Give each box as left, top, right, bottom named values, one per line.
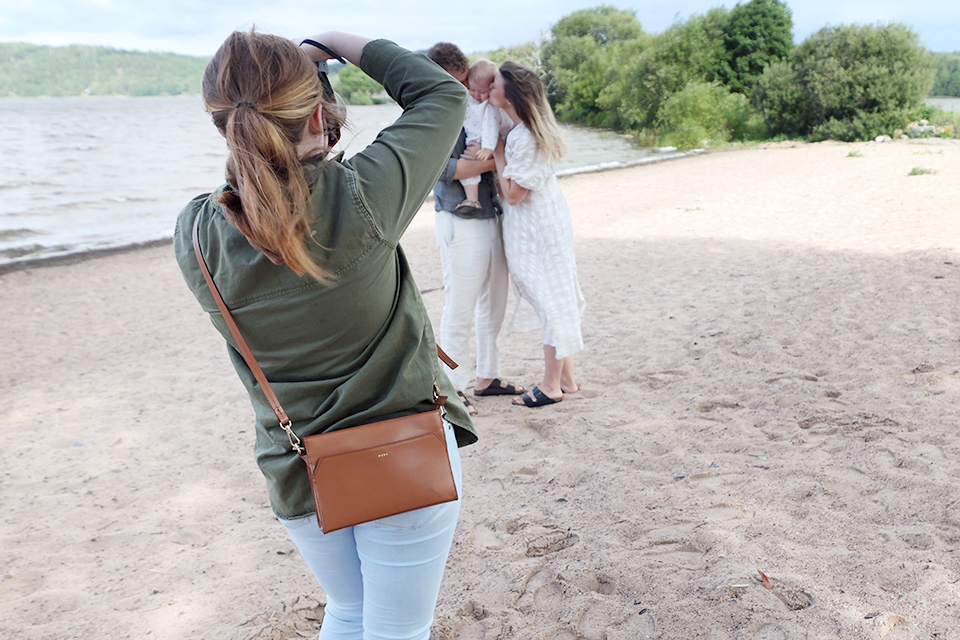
left=0, top=43, right=210, bottom=97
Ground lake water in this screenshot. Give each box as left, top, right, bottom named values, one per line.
left=0, top=97, right=671, bottom=267
left=927, top=97, right=960, bottom=113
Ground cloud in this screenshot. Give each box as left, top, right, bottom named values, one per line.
left=0, top=0, right=956, bottom=56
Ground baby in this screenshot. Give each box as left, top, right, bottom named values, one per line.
left=455, top=59, right=501, bottom=215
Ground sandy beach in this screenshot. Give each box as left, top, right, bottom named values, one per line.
left=3, top=138, right=960, bottom=639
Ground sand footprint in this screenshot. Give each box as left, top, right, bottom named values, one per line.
left=522, top=417, right=554, bottom=437
left=241, top=595, right=324, bottom=640
left=471, top=523, right=504, bottom=550
left=572, top=570, right=617, bottom=596
left=444, top=601, right=497, bottom=640
left=696, top=399, right=742, bottom=413
left=755, top=572, right=814, bottom=611
left=576, top=597, right=656, bottom=640
left=704, top=502, right=746, bottom=523
left=517, top=568, right=564, bottom=613
left=899, top=531, right=935, bottom=550
left=525, top=529, right=580, bottom=557
left=635, top=370, right=686, bottom=390
left=512, top=466, right=538, bottom=484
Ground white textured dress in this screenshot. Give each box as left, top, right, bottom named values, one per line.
left=501, top=123, right=585, bottom=359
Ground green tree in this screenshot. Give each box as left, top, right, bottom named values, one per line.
left=755, top=23, right=936, bottom=140
left=600, top=8, right=730, bottom=130
left=548, top=4, right=644, bottom=42
left=540, top=5, right=646, bottom=125
left=931, top=52, right=960, bottom=96
left=751, top=59, right=813, bottom=135
left=718, top=0, right=793, bottom=95
left=333, top=64, right=386, bottom=105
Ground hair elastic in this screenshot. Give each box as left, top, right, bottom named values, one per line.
left=235, top=101, right=257, bottom=111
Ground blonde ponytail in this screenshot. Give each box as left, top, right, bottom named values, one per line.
left=203, top=30, right=334, bottom=283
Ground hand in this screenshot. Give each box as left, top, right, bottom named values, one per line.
left=474, top=148, right=494, bottom=161
left=460, top=141, right=481, bottom=161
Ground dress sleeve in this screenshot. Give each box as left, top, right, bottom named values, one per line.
left=345, top=40, right=467, bottom=242
left=501, top=126, right=552, bottom=192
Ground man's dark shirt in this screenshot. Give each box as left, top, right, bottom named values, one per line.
left=432, top=129, right=502, bottom=218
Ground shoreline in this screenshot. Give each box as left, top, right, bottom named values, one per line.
left=0, top=238, right=174, bottom=276
left=0, top=147, right=707, bottom=275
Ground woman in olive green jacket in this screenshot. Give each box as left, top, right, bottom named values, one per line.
left=174, top=31, right=474, bottom=639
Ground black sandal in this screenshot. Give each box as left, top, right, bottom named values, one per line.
left=454, top=199, right=482, bottom=215
left=474, top=378, right=525, bottom=396
left=457, top=390, right=478, bottom=415
left=512, top=386, right=562, bottom=408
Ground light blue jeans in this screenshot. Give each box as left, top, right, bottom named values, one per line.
left=280, top=420, right=463, bottom=640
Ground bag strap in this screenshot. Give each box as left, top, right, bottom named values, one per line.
left=191, top=214, right=455, bottom=455
left=192, top=214, right=306, bottom=454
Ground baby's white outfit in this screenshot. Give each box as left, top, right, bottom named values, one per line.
left=460, top=96, right=502, bottom=187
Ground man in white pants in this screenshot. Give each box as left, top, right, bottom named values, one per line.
left=427, top=43, right=525, bottom=413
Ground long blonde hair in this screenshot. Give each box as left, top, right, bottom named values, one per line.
left=499, top=61, right=566, bottom=163
left=202, top=30, right=338, bottom=282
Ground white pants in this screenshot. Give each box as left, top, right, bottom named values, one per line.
left=434, top=210, right=509, bottom=391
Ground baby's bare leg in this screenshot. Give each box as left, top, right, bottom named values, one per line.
left=463, top=183, right=479, bottom=203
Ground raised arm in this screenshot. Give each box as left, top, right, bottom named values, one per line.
left=307, top=37, right=466, bottom=242
left=299, top=32, right=372, bottom=66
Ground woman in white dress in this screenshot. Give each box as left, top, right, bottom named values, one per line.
left=489, top=62, right=585, bottom=408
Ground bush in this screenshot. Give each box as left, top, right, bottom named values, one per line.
left=756, top=23, right=935, bottom=141
left=916, top=105, right=960, bottom=137
left=334, top=64, right=387, bottom=105
left=931, top=52, right=960, bottom=96
left=657, top=81, right=756, bottom=148
left=599, top=8, right=730, bottom=131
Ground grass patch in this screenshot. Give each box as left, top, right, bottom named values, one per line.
left=908, top=166, right=937, bottom=176
left=847, top=149, right=863, bottom=157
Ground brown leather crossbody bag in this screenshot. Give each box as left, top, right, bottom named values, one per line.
left=192, top=214, right=458, bottom=533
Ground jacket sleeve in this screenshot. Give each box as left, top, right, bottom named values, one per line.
left=436, top=130, right=467, bottom=184
left=346, top=40, right=467, bottom=243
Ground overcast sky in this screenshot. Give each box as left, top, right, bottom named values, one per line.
left=0, top=1, right=957, bottom=57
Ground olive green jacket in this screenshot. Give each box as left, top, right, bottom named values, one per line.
left=174, top=39, right=475, bottom=520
